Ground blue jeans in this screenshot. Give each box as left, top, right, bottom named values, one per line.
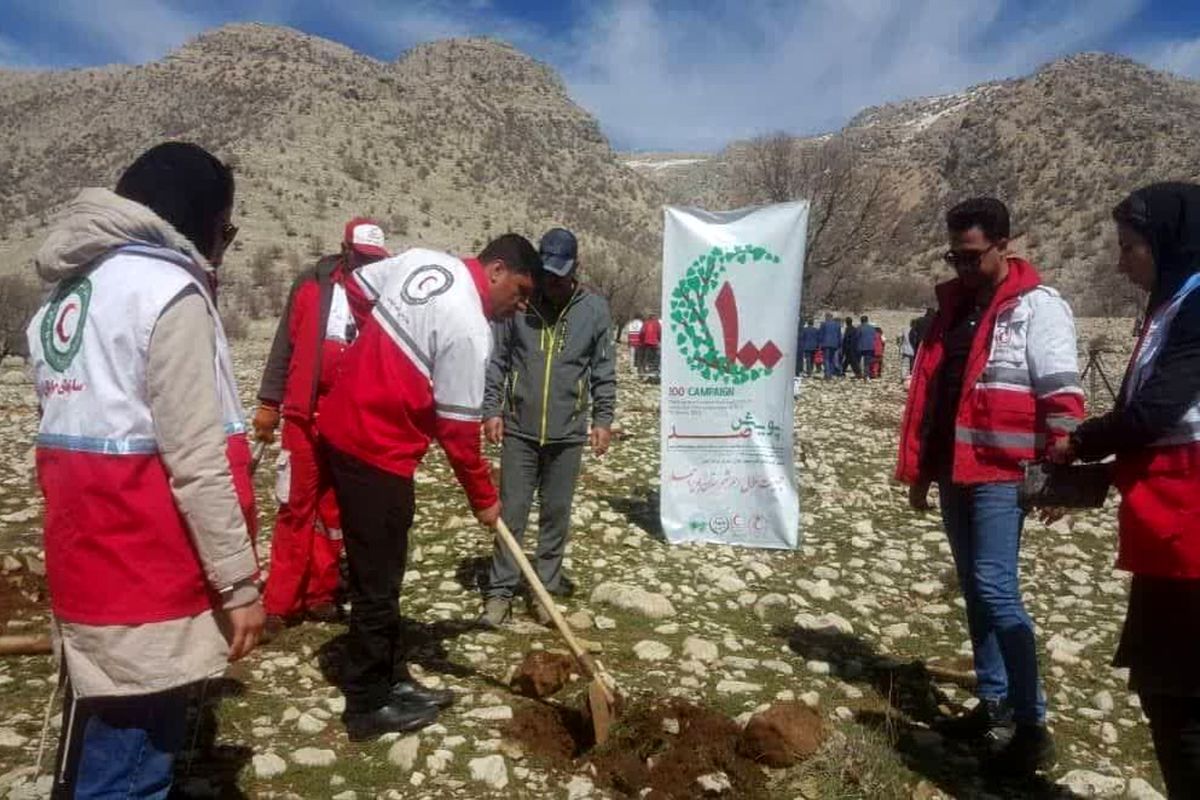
left=939, top=481, right=1046, bottom=724
left=54, top=686, right=190, bottom=799
left=822, top=347, right=839, bottom=378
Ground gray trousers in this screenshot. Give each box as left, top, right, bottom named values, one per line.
left=486, top=435, right=584, bottom=600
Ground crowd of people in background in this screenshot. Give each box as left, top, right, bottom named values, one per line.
left=625, top=312, right=661, bottom=379
left=796, top=312, right=886, bottom=381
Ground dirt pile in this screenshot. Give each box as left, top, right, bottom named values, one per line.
left=737, top=702, right=826, bottom=767
left=508, top=697, right=769, bottom=799
left=511, top=651, right=575, bottom=699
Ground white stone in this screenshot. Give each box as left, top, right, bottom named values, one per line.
left=806, top=660, right=832, bottom=675
left=0, top=728, right=29, bottom=748
left=465, top=706, right=513, bottom=721
left=468, top=755, right=509, bottom=790
left=425, top=750, right=454, bottom=775
left=1057, top=770, right=1125, bottom=797
left=882, top=623, right=910, bottom=638
left=1093, top=690, right=1115, bottom=713
left=682, top=636, right=719, bottom=663
left=696, top=771, right=733, bottom=795
left=1100, top=722, right=1119, bottom=744
left=332, top=792, right=356, bottom=800
left=290, top=747, right=337, bottom=768
left=852, top=520, right=874, bottom=535
left=633, top=640, right=671, bottom=661
left=252, top=752, right=287, bottom=779
left=566, top=774, right=595, bottom=799
left=1126, top=778, right=1166, bottom=800
left=296, top=712, right=326, bottom=734
left=590, top=582, right=676, bottom=618
left=753, top=593, right=790, bottom=619
left=388, top=736, right=420, bottom=772
left=797, top=579, right=836, bottom=602
left=595, top=616, right=617, bottom=630
left=662, top=718, right=681, bottom=735
left=800, top=691, right=821, bottom=708
left=762, top=659, right=794, bottom=675
left=911, top=580, right=942, bottom=597
left=794, top=611, right=853, bottom=636
left=715, top=680, right=761, bottom=695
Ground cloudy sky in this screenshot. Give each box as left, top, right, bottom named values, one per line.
left=2, top=0, right=1199, bottom=151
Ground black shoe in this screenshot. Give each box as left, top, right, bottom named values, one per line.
left=934, top=698, right=1013, bottom=741
left=391, top=679, right=456, bottom=709
left=547, top=576, right=576, bottom=598
left=344, top=701, right=439, bottom=742
left=985, top=724, right=1057, bottom=779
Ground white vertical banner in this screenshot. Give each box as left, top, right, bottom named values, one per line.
left=659, top=202, right=808, bottom=549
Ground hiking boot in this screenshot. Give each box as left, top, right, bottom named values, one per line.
left=343, top=701, right=439, bottom=742
left=391, top=678, right=456, bottom=709
left=985, top=724, right=1057, bottom=779
left=307, top=602, right=341, bottom=623
left=934, top=698, right=1013, bottom=742
left=477, top=597, right=512, bottom=628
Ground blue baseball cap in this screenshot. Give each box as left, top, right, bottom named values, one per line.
left=539, top=227, right=578, bottom=277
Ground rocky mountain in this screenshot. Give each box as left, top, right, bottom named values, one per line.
left=0, top=24, right=664, bottom=323
left=627, top=53, right=1200, bottom=315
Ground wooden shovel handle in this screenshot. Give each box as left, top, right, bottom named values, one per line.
left=493, top=518, right=613, bottom=700
left=0, top=634, right=51, bottom=656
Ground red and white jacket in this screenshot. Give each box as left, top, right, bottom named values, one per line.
left=897, top=258, right=1085, bottom=485
left=318, top=248, right=498, bottom=510
left=1114, top=273, right=1200, bottom=577
left=28, top=246, right=257, bottom=625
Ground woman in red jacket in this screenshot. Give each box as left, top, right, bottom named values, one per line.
left=1051, top=183, right=1200, bottom=797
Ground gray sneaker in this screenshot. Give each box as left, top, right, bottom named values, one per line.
left=477, top=597, right=512, bottom=628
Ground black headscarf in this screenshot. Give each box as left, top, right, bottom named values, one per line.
left=115, top=142, right=234, bottom=262
left=1113, top=182, right=1200, bottom=312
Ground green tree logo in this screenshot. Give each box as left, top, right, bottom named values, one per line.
left=668, top=245, right=783, bottom=384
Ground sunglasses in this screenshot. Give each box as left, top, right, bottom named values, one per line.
left=222, top=222, right=239, bottom=246
left=942, top=244, right=994, bottom=269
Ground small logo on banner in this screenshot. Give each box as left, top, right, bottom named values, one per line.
left=401, top=264, right=454, bottom=305
left=668, top=245, right=783, bottom=385
left=41, top=277, right=92, bottom=373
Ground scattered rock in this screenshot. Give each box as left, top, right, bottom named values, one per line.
left=682, top=636, right=719, bottom=663
left=716, top=680, right=762, bottom=695
left=696, top=771, right=733, bottom=795
left=634, top=640, right=672, bottom=661
left=252, top=752, right=287, bottom=779
left=738, top=702, right=826, bottom=767
left=0, top=729, right=28, bottom=748
left=387, top=736, right=420, bottom=772
left=590, top=582, right=676, bottom=618
left=468, top=755, right=509, bottom=790
left=1057, top=769, right=1125, bottom=797
left=290, top=747, right=337, bottom=768
left=465, top=706, right=514, bottom=721
left=1126, top=778, right=1166, bottom=800
left=565, top=774, right=595, bottom=799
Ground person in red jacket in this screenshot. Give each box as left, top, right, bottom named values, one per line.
left=641, top=313, right=662, bottom=377
left=254, top=219, right=390, bottom=637
left=318, top=235, right=538, bottom=741
left=1051, top=183, right=1200, bottom=796
left=897, top=198, right=1084, bottom=777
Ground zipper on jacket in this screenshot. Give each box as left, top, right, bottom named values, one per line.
left=532, top=291, right=581, bottom=445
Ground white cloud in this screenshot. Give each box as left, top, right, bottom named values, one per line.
left=16, top=0, right=209, bottom=64
left=1144, top=36, right=1200, bottom=78
left=556, top=0, right=1147, bottom=150
left=0, top=0, right=1177, bottom=151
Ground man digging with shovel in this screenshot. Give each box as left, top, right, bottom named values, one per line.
left=477, top=228, right=616, bottom=628
left=317, top=235, right=538, bottom=740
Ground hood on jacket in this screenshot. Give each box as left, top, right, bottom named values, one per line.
left=33, top=188, right=210, bottom=285
left=1115, top=182, right=1200, bottom=311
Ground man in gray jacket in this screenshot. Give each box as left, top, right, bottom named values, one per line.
left=478, top=228, right=616, bottom=626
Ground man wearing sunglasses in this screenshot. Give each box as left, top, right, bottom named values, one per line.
left=896, top=198, right=1084, bottom=778
left=254, top=219, right=391, bottom=639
